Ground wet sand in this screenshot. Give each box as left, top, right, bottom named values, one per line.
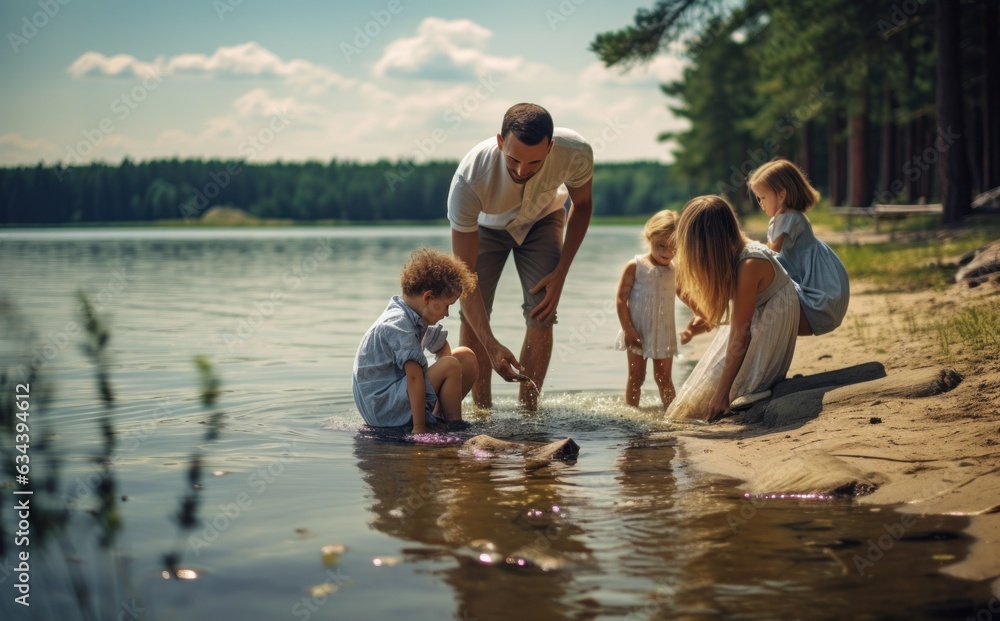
left=670, top=242, right=1000, bottom=595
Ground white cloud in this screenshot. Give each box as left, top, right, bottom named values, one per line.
left=231, top=88, right=310, bottom=119
left=146, top=89, right=333, bottom=161
left=21, top=20, right=685, bottom=167
left=66, top=52, right=161, bottom=80
left=373, top=18, right=532, bottom=80
left=67, top=42, right=354, bottom=93
left=0, top=133, right=62, bottom=165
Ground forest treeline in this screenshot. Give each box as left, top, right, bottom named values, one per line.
left=0, top=159, right=693, bottom=225
left=592, top=0, right=999, bottom=221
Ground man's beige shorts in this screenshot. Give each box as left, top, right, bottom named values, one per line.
left=473, top=209, right=564, bottom=327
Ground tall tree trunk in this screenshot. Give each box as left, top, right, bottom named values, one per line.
left=848, top=90, right=869, bottom=206
left=984, top=0, right=1000, bottom=190
left=920, top=119, right=935, bottom=202
left=828, top=112, right=846, bottom=206
left=936, top=0, right=972, bottom=224
left=905, top=118, right=918, bottom=202
left=728, top=143, right=747, bottom=216
left=968, top=105, right=983, bottom=195
left=880, top=89, right=896, bottom=202
left=895, top=123, right=906, bottom=200
left=797, top=121, right=813, bottom=183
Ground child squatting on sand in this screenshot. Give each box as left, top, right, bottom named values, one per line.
left=352, top=248, right=479, bottom=435
left=748, top=158, right=850, bottom=336
left=615, top=210, right=680, bottom=409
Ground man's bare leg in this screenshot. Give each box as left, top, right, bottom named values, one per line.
left=460, top=319, right=493, bottom=409
left=518, top=325, right=553, bottom=410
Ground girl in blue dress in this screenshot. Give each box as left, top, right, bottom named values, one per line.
left=748, top=159, right=850, bottom=336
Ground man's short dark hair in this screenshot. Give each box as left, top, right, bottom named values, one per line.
left=500, top=103, right=554, bottom=146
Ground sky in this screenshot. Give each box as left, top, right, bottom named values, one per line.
left=0, top=0, right=688, bottom=167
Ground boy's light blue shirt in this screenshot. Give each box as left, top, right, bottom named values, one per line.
left=352, top=296, right=437, bottom=427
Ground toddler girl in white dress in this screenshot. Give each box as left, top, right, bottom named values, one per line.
left=615, top=210, right=680, bottom=409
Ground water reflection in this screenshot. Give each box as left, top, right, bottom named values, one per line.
left=613, top=437, right=684, bottom=616
left=353, top=426, right=995, bottom=621
left=354, top=433, right=594, bottom=620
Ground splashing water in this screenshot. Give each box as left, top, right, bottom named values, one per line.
left=511, top=372, right=542, bottom=396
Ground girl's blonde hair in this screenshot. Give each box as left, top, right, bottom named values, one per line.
left=675, top=195, right=748, bottom=327
left=642, top=209, right=679, bottom=247
left=747, top=158, right=820, bottom=212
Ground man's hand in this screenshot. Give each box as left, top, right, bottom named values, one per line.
left=528, top=271, right=565, bottom=324
left=488, top=342, right=524, bottom=381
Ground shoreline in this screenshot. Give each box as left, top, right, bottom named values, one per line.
left=666, top=275, right=1000, bottom=595
left=0, top=216, right=656, bottom=229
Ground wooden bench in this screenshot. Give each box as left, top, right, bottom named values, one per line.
left=831, top=203, right=943, bottom=233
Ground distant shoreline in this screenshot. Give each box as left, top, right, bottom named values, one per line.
left=0, top=215, right=655, bottom=229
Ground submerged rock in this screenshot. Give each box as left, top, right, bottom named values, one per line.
left=460, top=435, right=580, bottom=470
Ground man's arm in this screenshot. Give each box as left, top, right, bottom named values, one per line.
left=452, top=229, right=522, bottom=380
left=528, top=178, right=593, bottom=323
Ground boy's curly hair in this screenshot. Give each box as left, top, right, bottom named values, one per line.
left=400, top=248, right=477, bottom=298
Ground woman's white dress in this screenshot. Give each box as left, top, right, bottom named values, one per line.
left=667, top=242, right=800, bottom=421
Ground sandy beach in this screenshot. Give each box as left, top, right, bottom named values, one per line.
left=667, top=228, right=1000, bottom=595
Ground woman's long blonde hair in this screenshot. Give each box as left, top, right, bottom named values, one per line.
left=675, top=195, right=748, bottom=327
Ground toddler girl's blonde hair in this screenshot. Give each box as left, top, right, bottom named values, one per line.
left=747, top=158, right=821, bottom=212
left=675, top=195, right=748, bottom=328
left=643, top=209, right=680, bottom=246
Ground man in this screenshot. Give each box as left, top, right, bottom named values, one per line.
left=448, top=103, right=594, bottom=409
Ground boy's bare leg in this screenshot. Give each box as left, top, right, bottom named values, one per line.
left=449, top=346, right=479, bottom=398
left=625, top=350, right=646, bottom=408
left=518, top=325, right=552, bottom=410
left=652, top=358, right=675, bottom=410
left=427, top=356, right=463, bottom=422
left=460, top=319, right=493, bottom=409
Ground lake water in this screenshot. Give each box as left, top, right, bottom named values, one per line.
left=0, top=226, right=994, bottom=620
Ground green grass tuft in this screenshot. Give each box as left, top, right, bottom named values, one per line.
left=934, top=302, right=1000, bottom=359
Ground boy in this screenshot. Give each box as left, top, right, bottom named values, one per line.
left=352, top=248, right=478, bottom=434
